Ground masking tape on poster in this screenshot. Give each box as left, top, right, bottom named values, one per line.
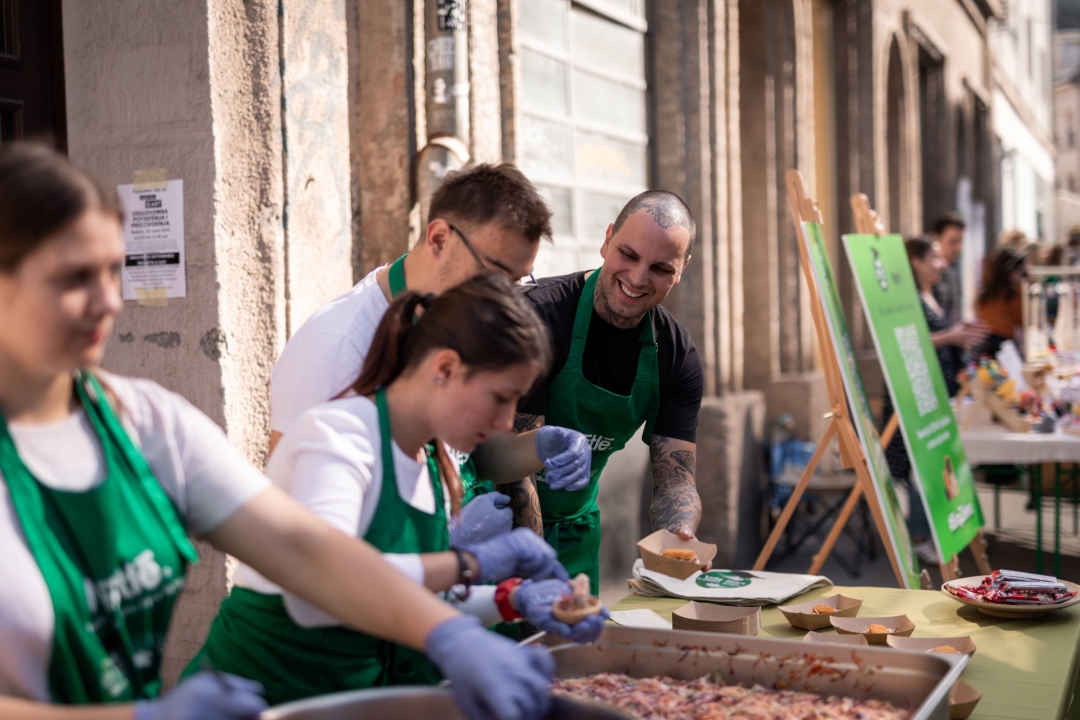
left=135, top=287, right=168, bottom=307
left=133, top=169, right=168, bottom=192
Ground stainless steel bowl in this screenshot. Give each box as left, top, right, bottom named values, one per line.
left=262, top=686, right=634, bottom=720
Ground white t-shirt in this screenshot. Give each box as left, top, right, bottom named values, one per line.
left=234, top=396, right=500, bottom=628
left=269, top=267, right=389, bottom=433
left=0, top=374, right=270, bottom=701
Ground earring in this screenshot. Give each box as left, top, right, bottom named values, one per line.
left=434, top=376, right=445, bottom=386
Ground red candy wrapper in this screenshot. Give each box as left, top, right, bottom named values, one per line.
left=952, top=570, right=1077, bottom=606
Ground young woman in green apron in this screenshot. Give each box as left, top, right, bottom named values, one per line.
left=189, top=275, right=607, bottom=706
left=384, top=251, right=593, bottom=506
left=0, top=143, right=557, bottom=720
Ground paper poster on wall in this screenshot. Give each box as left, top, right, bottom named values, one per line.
left=801, top=222, right=921, bottom=588
left=118, top=180, right=186, bottom=301
left=843, top=233, right=984, bottom=563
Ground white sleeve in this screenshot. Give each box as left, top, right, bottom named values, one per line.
left=103, top=375, right=270, bottom=536
left=278, top=409, right=380, bottom=627
left=270, top=332, right=361, bottom=433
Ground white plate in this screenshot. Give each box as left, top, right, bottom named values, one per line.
left=941, top=575, right=1080, bottom=617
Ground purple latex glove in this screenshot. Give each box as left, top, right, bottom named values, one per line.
left=450, top=492, right=513, bottom=547
left=513, top=579, right=609, bottom=643
left=426, top=614, right=554, bottom=720
left=535, top=426, right=592, bottom=492
left=464, top=527, right=569, bottom=583
left=134, top=672, right=266, bottom=720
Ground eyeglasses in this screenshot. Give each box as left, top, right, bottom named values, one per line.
left=448, top=223, right=537, bottom=287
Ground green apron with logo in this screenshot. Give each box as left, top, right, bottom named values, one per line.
left=0, top=373, right=196, bottom=704
left=188, top=388, right=448, bottom=705
left=387, top=253, right=487, bottom=503
left=536, top=269, right=659, bottom=590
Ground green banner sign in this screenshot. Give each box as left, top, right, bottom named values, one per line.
left=843, top=234, right=984, bottom=562
left=801, top=223, right=920, bottom=588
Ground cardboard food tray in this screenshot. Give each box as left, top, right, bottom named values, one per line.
left=637, top=529, right=718, bottom=580
left=779, top=594, right=863, bottom=630
left=887, top=635, right=976, bottom=657
left=672, top=602, right=760, bottom=635
left=546, top=626, right=965, bottom=720
left=948, top=680, right=981, bottom=720
left=830, top=615, right=915, bottom=644
left=802, top=630, right=868, bottom=646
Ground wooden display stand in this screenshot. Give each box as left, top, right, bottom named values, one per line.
left=846, top=193, right=991, bottom=582
left=753, top=174, right=909, bottom=587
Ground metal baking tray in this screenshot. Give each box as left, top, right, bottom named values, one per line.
left=262, top=686, right=635, bottom=720
left=543, top=626, right=967, bottom=720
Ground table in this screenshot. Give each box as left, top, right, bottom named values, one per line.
left=612, top=585, right=1080, bottom=720
left=963, top=425, right=1080, bottom=576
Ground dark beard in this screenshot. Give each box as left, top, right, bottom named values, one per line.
left=592, top=272, right=647, bottom=329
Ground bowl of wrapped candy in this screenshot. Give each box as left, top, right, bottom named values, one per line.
left=942, top=570, right=1080, bottom=618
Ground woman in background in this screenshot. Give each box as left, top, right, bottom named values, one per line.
left=975, top=245, right=1027, bottom=358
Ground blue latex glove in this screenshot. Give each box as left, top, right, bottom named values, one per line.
left=513, top=579, right=609, bottom=643
left=134, top=672, right=267, bottom=720
left=535, top=426, right=591, bottom=492
left=464, top=527, right=569, bottom=583
left=426, top=614, right=554, bottom=720
left=450, top=492, right=512, bottom=547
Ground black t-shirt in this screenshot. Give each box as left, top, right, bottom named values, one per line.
left=519, top=272, right=704, bottom=443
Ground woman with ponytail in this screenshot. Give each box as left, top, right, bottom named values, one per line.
left=0, top=142, right=560, bottom=720
left=188, top=274, right=608, bottom=705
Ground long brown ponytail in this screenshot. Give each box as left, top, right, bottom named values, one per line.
left=349, top=273, right=552, bottom=515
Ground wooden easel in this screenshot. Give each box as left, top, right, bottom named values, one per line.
left=848, top=193, right=992, bottom=582
left=753, top=173, right=907, bottom=588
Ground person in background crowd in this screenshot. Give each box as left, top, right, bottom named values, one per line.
left=1066, top=229, right=1080, bottom=266
left=190, top=275, right=605, bottom=706
left=508, top=190, right=706, bottom=591
left=930, top=214, right=966, bottom=325
left=0, top=142, right=555, bottom=720
left=974, top=245, right=1028, bottom=358
left=269, top=164, right=592, bottom=509
left=883, top=238, right=988, bottom=565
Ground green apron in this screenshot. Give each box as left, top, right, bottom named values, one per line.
left=537, top=269, right=660, bottom=590
left=0, top=373, right=196, bottom=704
left=386, top=252, right=487, bottom=502
left=188, top=388, right=449, bottom=705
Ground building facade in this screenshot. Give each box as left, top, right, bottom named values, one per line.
left=0, top=0, right=1042, bottom=681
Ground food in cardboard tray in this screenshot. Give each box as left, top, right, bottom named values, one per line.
left=811, top=604, right=836, bottom=615
left=867, top=624, right=893, bottom=634
left=552, top=673, right=912, bottom=719
left=929, top=646, right=959, bottom=654
left=950, top=570, right=1078, bottom=606
left=661, top=548, right=700, bottom=562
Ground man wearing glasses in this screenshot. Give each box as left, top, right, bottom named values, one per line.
left=508, top=190, right=706, bottom=592
left=267, top=163, right=592, bottom=514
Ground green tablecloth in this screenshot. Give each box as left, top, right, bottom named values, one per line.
left=612, top=585, right=1080, bottom=720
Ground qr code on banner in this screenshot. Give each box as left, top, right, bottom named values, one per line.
left=893, top=323, right=939, bottom=417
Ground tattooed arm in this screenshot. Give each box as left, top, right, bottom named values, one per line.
left=649, top=434, right=702, bottom=538
left=503, top=412, right=546, bottom=535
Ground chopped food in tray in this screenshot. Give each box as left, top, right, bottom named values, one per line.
left=950, top=570, right=1078, bottom=605
left=867, top=624, right=893, bottom=634
left=811, top=604, right=836, bottom=615
left=929, top=646, right=958, bottom=654
left=552, top=673, right=912, bottom=720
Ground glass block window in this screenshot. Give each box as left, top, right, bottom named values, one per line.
left=519, top=0, right=648, bottom=276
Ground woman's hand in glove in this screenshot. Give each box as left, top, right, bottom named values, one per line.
left=426, top=614, right=554, bottom=720
left=450, top=492, right=513, bottom=547
left=535, top=426, right=591, bottom=492
left=463, top=527, right=569, bottom=583
left=513, top=579, right=608, bottom=644
left=134, top=671, right=267, bottom=720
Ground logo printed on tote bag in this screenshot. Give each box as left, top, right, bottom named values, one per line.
left=695, top=571, right=753, bottom=589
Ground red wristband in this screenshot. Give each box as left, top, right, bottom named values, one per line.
left=495, top=578, right=524, bottom=621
